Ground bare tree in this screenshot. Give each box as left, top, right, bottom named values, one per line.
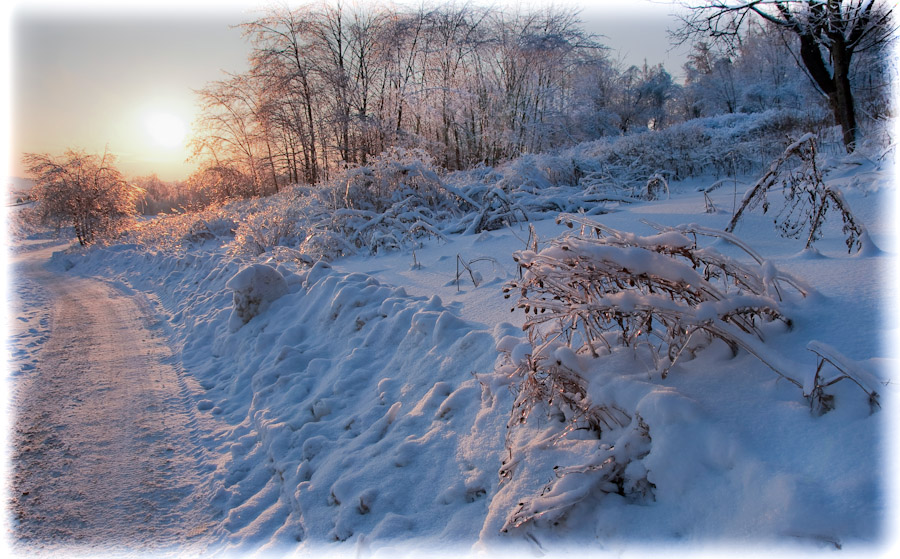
left=421, top=4, right=488, bottom=169
left=23, top=149, right=138, bottom=246
left=193, top=2, right=650, bottom=184
left=346, top=6, right=386, bottom=165
left=612, top=61, right=677, bottom=132
left=675, top=0, right=896, bottom=151
left=242, top=7, right=323, bottom=184
left=191, top=74, right=274, bottom=197
left=682, top=41, right=739, bottom=115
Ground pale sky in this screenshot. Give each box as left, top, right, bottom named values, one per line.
left=5, top=0, right=689, bottom=182
left=8, top=2, right=254, bottom=182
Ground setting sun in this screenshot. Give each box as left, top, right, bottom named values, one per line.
left=143, top=111, right=188, bottom=149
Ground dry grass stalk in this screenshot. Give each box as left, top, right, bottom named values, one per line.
left=725, top=133, right=871, bottom=253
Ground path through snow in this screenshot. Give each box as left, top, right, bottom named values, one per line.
left=8, top=243, right=216, bottom=555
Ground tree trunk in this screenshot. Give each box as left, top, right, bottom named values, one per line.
left=796, top=25, right=858, bottom=152
left=829, top=39, right=858, bottom=151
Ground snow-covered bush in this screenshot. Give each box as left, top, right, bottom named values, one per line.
left=643, top=173, right=669, bottom=200
left=125, top=203, right=241, bottom=252
left=335, top=147, right=449, bottom=213
left=185, top=215, right=238, bottom=244
left=501, top=406, right=653, bottom=532
left=496, top=213, right=880, bottom=532
left=448, top=184, right=531, bottom=234
left=504, top=214, right=878, bottom=414
left=495, top=321, right=655, bottom=532
left=488, top=153, right=581, bottom=193
left=442, top=110, right=826, bottom=225
left=494, top=217, right=803, bottom=533
left=315, top=148, right=460, bottom=254
left=233, top=202, right=306, bottom=256
left=24, top=149, right=139, bottom=246
left=726, top=134, right=874, bottom=254
left=577, top=108, right=825, bottom=184
left=226, top=263, right=289, bottom=331
left=442, top=156, right=627, bottom=234
left=506, top=217, right=802, bottom=373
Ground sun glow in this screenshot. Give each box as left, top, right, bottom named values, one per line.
left=143, top=111, right=188, bottom=149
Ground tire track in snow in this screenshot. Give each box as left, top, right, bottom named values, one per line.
left=8, top=245, right=217, bottom=554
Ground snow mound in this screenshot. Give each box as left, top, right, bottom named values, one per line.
left=226, top=264, right=289, bottom=331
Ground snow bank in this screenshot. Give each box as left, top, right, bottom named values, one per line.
left=44, top=126, right=895, bottom=557
left=226, top=263, right=288, bottom=331
left=68, top=245, right=516, bottom=555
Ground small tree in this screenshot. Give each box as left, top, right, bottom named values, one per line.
left=23, top=149, right=139, bottom=246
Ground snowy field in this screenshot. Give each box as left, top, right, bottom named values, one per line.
left=7, top=131, right=900, bottom=559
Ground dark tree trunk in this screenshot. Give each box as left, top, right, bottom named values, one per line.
left=796, top=31, right=858, bottom=152
left=830, top=53, right=858, bottom=151
left=828, top=24, right=858, bottom=151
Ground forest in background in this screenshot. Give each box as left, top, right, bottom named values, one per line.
left=118, top=1, right=889, bottom=214
left=14, top=1, right=894, bottom=234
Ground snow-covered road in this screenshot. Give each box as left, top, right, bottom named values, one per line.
left=8, top=243, right=215, bottom=555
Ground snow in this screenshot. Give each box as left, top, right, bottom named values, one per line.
left=225, top=263, right=289, bottom=331
left=6, top=132, right=899, bottom=559
left=6, top=244, right=216, bottom=553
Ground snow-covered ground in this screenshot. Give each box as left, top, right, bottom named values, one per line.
left=6, top=137, right=900, bottom=558
left=6, top=243, right=217, bottom=556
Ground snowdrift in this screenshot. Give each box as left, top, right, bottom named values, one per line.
left=38, top=121, right=898, bottom=557
left=66, top=245, right=517, bottom=555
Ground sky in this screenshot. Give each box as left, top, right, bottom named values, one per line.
left=4, top=0, right=690, bottom=183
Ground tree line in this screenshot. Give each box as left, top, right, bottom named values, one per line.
left=21, top=1, right=893, bottom=246
left=188, top=2, right=684, bottom=199
left=186, top=1, right=892, bottom=201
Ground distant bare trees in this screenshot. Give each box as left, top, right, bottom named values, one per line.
left=186, top=1, right=891, bottom=197
left=24, top=149, right=139, bottom=245
left=189, top=2, right=612, bottom=190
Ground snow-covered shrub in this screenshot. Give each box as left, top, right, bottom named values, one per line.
left=489, top=153, right=581, bottom=193
left=506, top=216, right=805, bottom=375
left=233, top=203, right=306, bottom=256
left=226, top=263, right=289, bottom=331
left=505, top=214, right=877, bottom=412
left=124, top=203, right=241, bottom=252
left=447, top=110, right=823, bottom=227
left=185, top=216, right=237, bottom=244
left=443, top=157, right=629, bottom=235
left=330, top=198, right=450, bottom=254
left=23, top=149, right=139, bottom=246
left=186, top=163, right=258, bottom=203
left=314, top=147, right=460, bottom=253
left=494, top=216, right=805, bottom=533
left=498, top=333, right=634, bottom=440
left=726, top=134, right=874, bottom=254
left=643, top=173, right=669, bottom=201
left=501, top=407, right=653, bottom=532
left=805, top=341, right=882, bottom=414
left=495, top=326, right=654, bottom=532
left=455, top=185, right=530, bottom=234
left=334, top=147, right=450, bottom=214
left=496, top=213, right=881, bottom=531
left=577, top=109, right=825, bottom=183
